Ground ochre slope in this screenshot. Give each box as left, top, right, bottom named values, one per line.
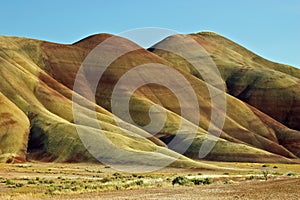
left=0, top=35, right=213, bottom=169
left=150, top=33, right=300, bottom=159
left=0, top=33, right=299, bottom=165
left=39, top=34, right=298, bottom=162
left=0, top=92, right=29, bottom=163
left=152, top=32, right=300, bottom=131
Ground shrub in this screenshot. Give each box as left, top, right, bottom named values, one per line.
left=71, top=180, right=77, bottom=185
left=223, top=179, right=232, bottom=184
left=172, top=176, right=213, bottom=186
left=15, top=183, right=24, bottom=187
left=71, top=186, right=78, bottom=191
left=262, top=170, right=269, bottom=181
left=43, top=180, right=50, bottom=184
left=27, top=180, right=36, bottom=184
left=191, top=178, right=203, bottom=185
left=64, top=185, right=70, bottom=189
left=113, top=172, right=123, bottom=179
left=45, top=188, right=55, bottom=195
left=287, top=173, right=296, bottom=177
left=203, top=178, right=213, bottom=185
left=135, top=180, right=144, bottom=186
left=100, top=177, right=111, bottom=183
left=172, top=176, right=189, bottom=186
left=5, top=179, right=14, bottom=185
left=83, top=185, right=89, bottom=189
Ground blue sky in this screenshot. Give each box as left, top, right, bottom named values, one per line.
left=1, top=0, right=299, bottom=67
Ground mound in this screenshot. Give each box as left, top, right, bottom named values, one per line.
left=0, top=32, right=299, bottom=167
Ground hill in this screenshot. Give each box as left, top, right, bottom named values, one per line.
left=0, top=32, right=299, bottom=168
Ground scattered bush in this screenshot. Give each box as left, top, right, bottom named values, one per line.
left=71, top=186, right=78, bottom=191
left=191, top=178, right=203, bottom=185
left=100, top=177, right=111, bottom=183
left=5, top=179, right=14, bottom=185
left=172, top=176, right=213, bottom=186
left=135, top=180, right=144, bottom=186
left=272, top=172, right=283, bottom=176
left=223, top=179, right=232, bottom=184
left=172, top=176, right=189, bottom=186
left=15, top=183, right=24, bottom=187
left=113, top=172, right=123, bottom=179
left=71, top=180, right=77, bottom=185
left=45, top=188, right=56, bottom=195
left=43, top=179, right=54, bottom=184
left=27, top=180, right=36, bottom=184
left=83, top=185, right=89, bottom=189
left=203, top=178, right=213, bottom=185
left=262, top=170, right=269, bottom=181
left=287, top=173, right=296, bottom=177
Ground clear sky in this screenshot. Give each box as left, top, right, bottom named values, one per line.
left=1, top=0, right=299, bottom=68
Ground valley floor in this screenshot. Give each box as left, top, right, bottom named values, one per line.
left=69, top=178, right=300, bottom=200
left=0, top=161, right=299, bottom=199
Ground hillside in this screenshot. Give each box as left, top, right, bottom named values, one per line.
left=0, top=32, right=299, bottom=168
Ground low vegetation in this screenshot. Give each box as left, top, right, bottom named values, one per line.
left=0, top=162, right=299, bottom=198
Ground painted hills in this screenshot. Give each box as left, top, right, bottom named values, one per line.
left=0, top=32, right=299, bottom=168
